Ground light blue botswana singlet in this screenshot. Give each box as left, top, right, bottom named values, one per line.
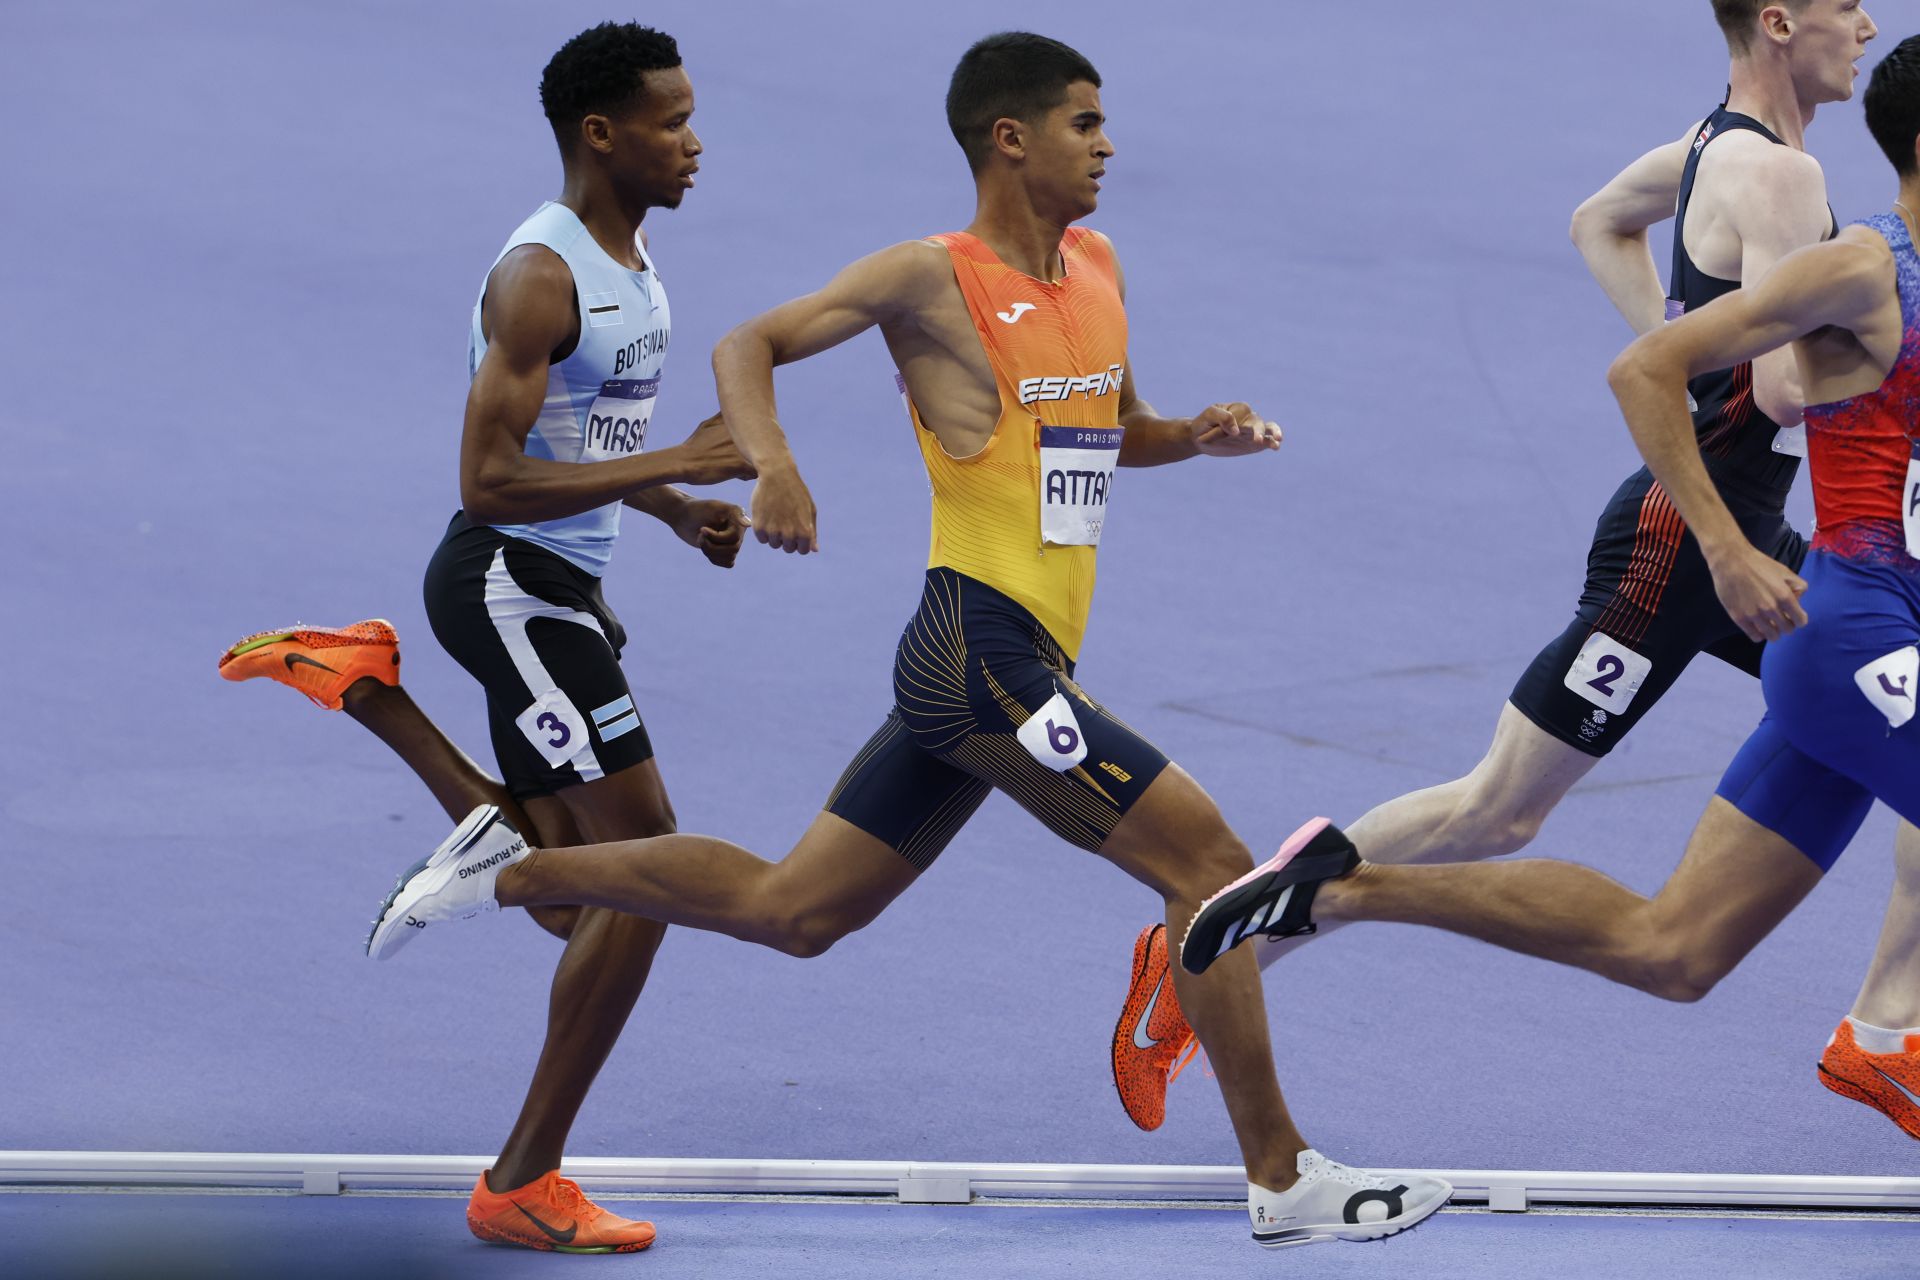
left=469, top=201, right=670, bottom=574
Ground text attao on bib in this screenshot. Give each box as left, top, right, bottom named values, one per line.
left=1039, top=425, right=1121, bottom=547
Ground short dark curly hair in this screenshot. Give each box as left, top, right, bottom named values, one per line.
left=946, top=33, right=1101, bottom=174
left=1867, top=35, right=1920, bottom=178
left=540, top=23, right=682, bottom=145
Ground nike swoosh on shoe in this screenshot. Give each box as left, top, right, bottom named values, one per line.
left=514, top=1203, right=578, bottom=1244
left=1870, top=1063, right=1920, bottom=1109
left=1133, top=976, right=1166, bottom=1050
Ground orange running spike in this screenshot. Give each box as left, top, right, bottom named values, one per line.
left=466, top=1170, right=656, bottom=1254
left=1111, top=923, right=1198, bottom=1132
left=1817, top=1019, right=1920, bottom=1141
left=217, top=620, right=400, bottom=711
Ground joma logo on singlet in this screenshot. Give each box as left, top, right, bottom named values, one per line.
left=1018, top=365, right=1124, bottom=405
left=612, top=329, right=670, bottom=375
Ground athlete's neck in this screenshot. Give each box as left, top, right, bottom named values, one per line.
left=1895, top=182, right=1920, bottom=237
left=557, top=170, right=650, bottom=271
left=1724, top=54, right=1815, bottom=149
left=964, top=177, right=1075, bottom=281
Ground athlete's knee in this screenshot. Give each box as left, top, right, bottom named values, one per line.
left=528, top=904, right=580, bottom=941
left=1479, top=808, right=1549, bottom=860
left=1165, top=831, right=1257, bottom=906
left=1638, top=946, right=1726, bottom=1003
left=1439, top=782, right=1551, bottom=860
left=1622, top=917, right=1727, bottom=1003
left=751, top=881, right=865, bottom=958
left=766, top=907, right=858, bottom=958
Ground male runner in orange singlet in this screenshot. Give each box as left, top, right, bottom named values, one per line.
left=364, top=32, right=1454, bottom=1251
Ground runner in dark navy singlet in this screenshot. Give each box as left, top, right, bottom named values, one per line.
left=1184, top=34, right=1920, bottom=1144
left=1506, top=102, right=1831, bottom=757
left=1109, top=0, right=1911, bottom=1135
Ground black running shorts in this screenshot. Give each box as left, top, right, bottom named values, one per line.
left=827, top=568, right=1171, bottom=869
left=1509, top=468, right=1806, bottom=757
left=422, top=512, right=654, bottom=799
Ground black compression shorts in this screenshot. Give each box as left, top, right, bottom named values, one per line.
left=422, top=512, right=654, bottom=799
left=827, top=568, right=1171, bottom=869
left=1509, top=468, right=1806, bottom=756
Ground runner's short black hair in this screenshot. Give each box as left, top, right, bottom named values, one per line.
left=540, top=23, right=681, bottom=146
left=1866, top=34, right=1920, bottom=178
left=945, top=33, right=1101, bottom=173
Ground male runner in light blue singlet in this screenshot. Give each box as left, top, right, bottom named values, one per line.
left=220, top=23, right=753, bottom=1253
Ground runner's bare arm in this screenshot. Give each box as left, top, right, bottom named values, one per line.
left=1722, top=145, right=1834, bottom=426
left=1571, top=124, right=1698, bottom=336
left=1105, top=252, right=1281, bottom=467
left=1115, top=364, right=1281, bottom=466
left=624, top=443, right=751, bottom=570
left=712, top=242, right=948, bottom=552
left=624, top=485, right=692, bottom=520
left=460, top=247, right=752, bottom=525
left=1608, top=231, right=1891, bottom=639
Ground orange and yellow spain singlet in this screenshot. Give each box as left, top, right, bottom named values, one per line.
left=904, top=227, right=1129, bottom=659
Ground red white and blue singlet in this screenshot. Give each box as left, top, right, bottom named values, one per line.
left=1715, top=211, right=1920, bottom=870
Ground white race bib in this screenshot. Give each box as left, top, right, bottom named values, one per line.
left=1564, top=631, right=1653, bottom=715
left=1905, top=446, right=1920, bottom=558
left=1772, top=423, right=1807, bottom=458
left=515, top=688, right=591, bottom=769
left=1015, top=690, right=1089, bottom=771
left=583, top=376, right=658, bottom=461
left=1855, top=647, right=1919, bottom=730
left=1039, top=425, right=1121, bottom=546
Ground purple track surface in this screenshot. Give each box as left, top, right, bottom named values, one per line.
left=6, top=1193, right=1918, bottom=1280
left=2, top=0, right=1914, bottom=1259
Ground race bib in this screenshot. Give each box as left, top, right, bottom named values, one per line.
left=1564, top=631, right=1653, bottom=715
left=1905, top=444, right=1920, bottom=558
left=583, top=377, right=658, bottom=461
left=1039, top=425, right=1121, bottom=546
left=1856, top=647, right=1919, bottom=729
left=1772, top=424, right=1807, bottom=458
left=1015, top=690, right=1089, bottom=771
left=515, top=688, right=590, bottom=769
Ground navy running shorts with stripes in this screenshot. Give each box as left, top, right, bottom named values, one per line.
left=423, top=512, right=654, bottom=800
left=826, top=568, right=1172, bottom=870
left=1509, top=466, right=1806, bottom=757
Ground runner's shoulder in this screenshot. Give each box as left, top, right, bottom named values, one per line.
left=488, top=243, right=577, bottom=304
left=844, top=238, right=964, bottom=312
left=1699, top=130, right=1826, bottom=192
left=482, top=245, right=578, bottom=349
left=1818, top=225, right=1899, bottom=291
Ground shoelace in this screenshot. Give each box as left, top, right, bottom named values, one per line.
left=1304, top=1155, right=1388, bottom=1191
left=550, top=1176, right=604, bottom=1224
left=1164, top=1035, right=1207, bottom=1085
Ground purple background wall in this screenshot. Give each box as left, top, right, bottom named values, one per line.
left=1, top=0, right=1911, bottom=1181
